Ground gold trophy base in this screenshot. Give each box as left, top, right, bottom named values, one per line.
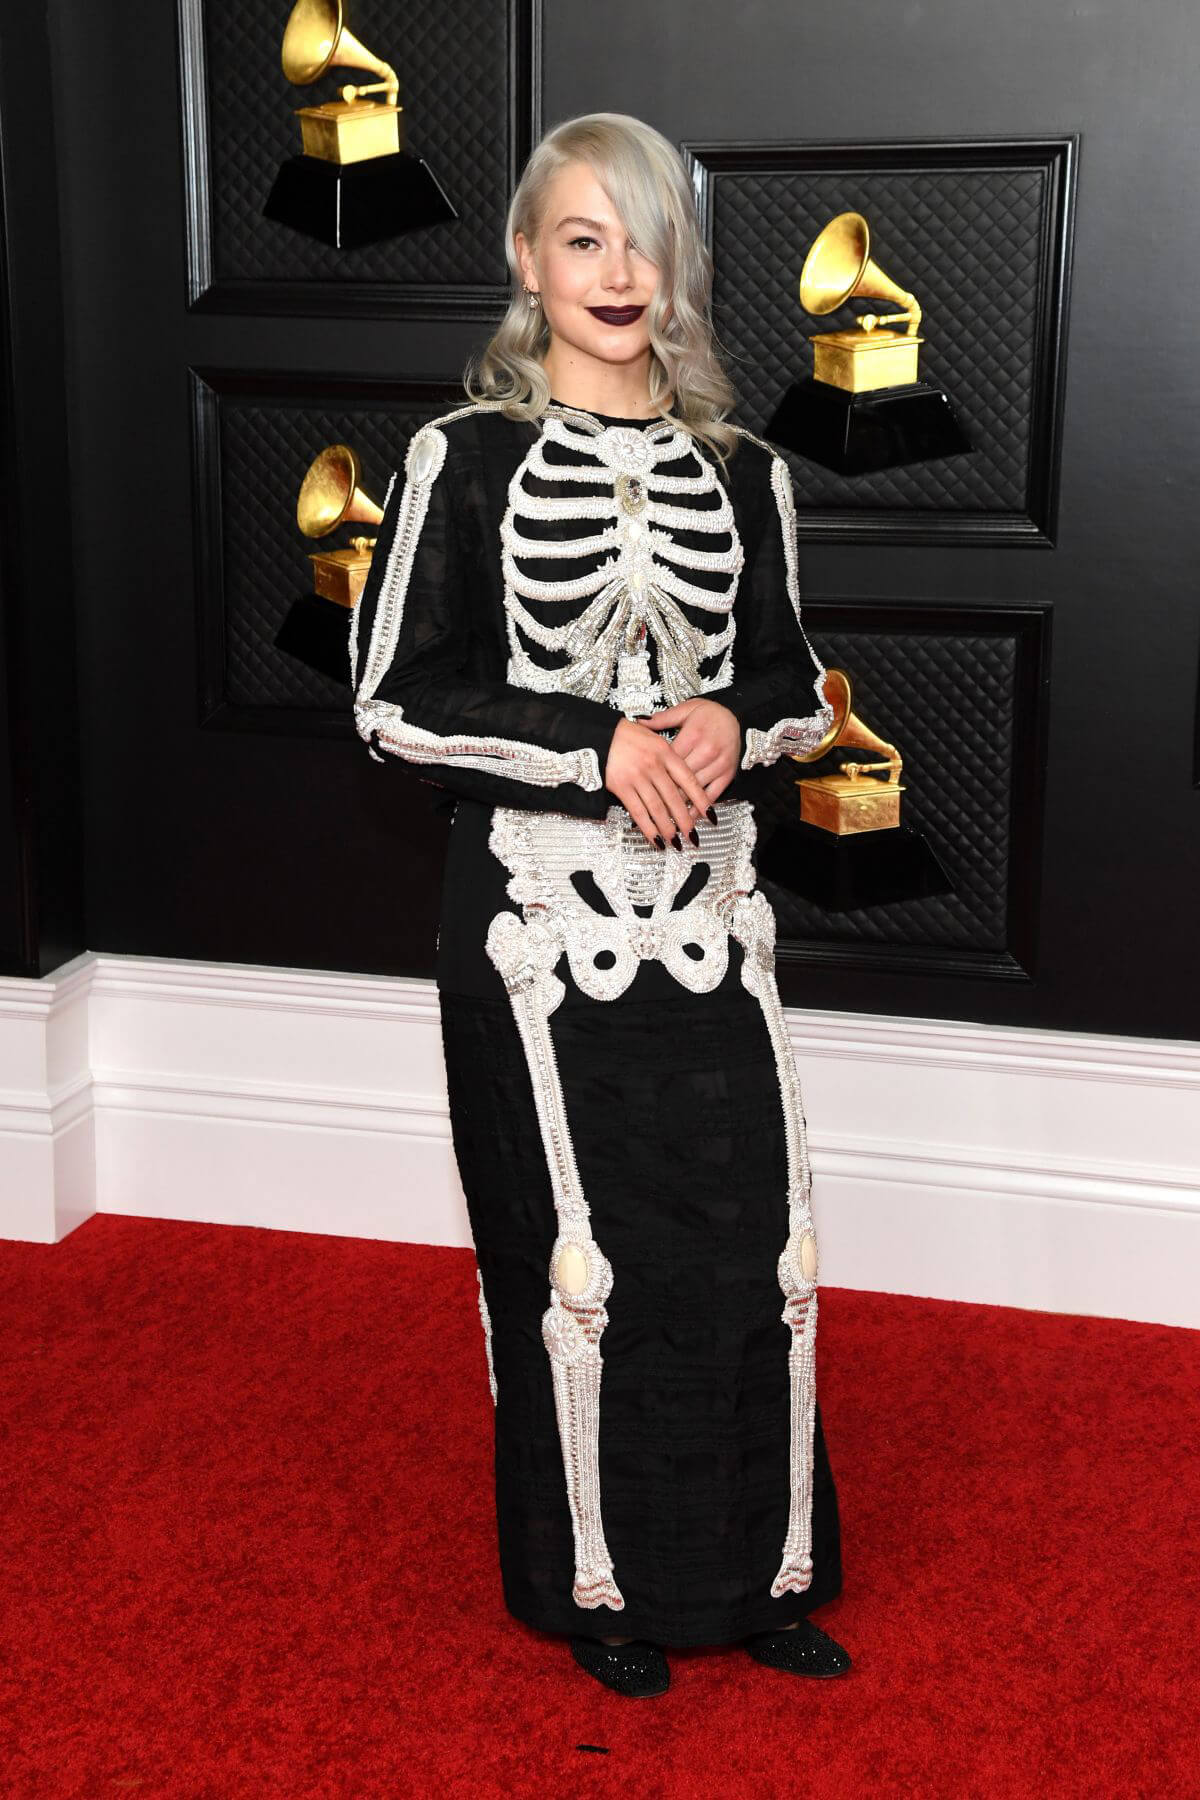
left=796, top=773, right=905, bottom=835
left=297, top=100, right=404, bottom=165
left=308, top=547, right=373, bottom=609
left=811, top=329, right=923, bottom=394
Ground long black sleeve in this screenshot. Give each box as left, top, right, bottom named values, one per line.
left=716, top=448, right=834, bottom=803
left=350, top=421, right=623, bottom=818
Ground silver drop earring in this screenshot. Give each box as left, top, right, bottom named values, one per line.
left=526, top=287, right=540, bottom=309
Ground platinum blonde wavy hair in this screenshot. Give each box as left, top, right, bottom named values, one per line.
left=462, top=112, right=741, bottom=466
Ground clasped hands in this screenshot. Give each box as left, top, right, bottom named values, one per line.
left=603, top=697, right=741, bottom=850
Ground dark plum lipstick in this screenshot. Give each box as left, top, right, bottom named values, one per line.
left=587, top=305, right=644, bottom=326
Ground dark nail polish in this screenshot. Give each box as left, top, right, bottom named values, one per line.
left=688, top=828, right=700, bottom=848
left=706, top=806, right=718, bottom=825
left=670, top=834, right=682, bottom=851
left=653, top=834, right=665, bottom=850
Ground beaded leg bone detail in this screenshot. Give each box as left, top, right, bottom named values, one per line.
left=772, top=1248, right=819, bottom=1596
left=723, top=885, right=820, bottom=1598
left=542, top=1248, right=622, bottom=1610
left=476, top=1264, right=498, bottom=1405
left=484, top=904, right=624, bottom=1612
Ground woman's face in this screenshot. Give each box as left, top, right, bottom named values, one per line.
left=515, top=160, right=666, bottom=372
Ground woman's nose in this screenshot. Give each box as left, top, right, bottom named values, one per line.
left=603, top=257, right=635, bottom=292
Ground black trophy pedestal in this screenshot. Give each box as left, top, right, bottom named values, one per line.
left=757, top=815, right=954, bottom=912
left=263, top=151, right=457, bottom=249
left=766, top=378, right=973, bottom=474
left=275, top=593, right=354, bottom=686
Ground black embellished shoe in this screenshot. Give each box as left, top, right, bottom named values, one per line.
left=741, top=1617, right=852, bottom=1677
left=568, top=1635, right=670, bottom=1697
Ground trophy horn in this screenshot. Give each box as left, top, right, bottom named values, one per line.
left=297, top=444, right=384, bottom=538
left=281, top=0, right=398, bottom=102
left=799, top=212, right=922, bottom=336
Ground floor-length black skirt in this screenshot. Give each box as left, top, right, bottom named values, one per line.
left=439, top=952, right=843, bottom=1649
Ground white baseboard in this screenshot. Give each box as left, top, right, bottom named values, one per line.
left=3, top=950, right=1198, bottom=1328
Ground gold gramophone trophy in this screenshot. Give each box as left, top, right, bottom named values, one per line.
left=262, top=0, right=457, bottom=249
left=766, top=211, right=972, bottom=474
left=755, top=666, right=953, bottom=910
left=788, top=666, right=910, bottom=831
left=274, top=444, right=385, bottom=683
left=786, top=668, right=906, bottom=834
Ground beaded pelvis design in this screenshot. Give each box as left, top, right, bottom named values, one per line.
left=483, top=801, right=820, bottom=1612
left=489, top=797, right=758, bottom=1000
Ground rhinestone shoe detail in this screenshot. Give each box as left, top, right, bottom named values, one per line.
left=568, top=1635, right=670, bottom=1697
left=741, top=1616, right=852, bottom=1677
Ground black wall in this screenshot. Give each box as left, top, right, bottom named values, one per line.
left=0, top=0, right=84, bottom=977
left=3, top=0, right=1198, bottom=1041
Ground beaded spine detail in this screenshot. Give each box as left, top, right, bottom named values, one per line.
left=739, top=451, right=835, bottom=769
left=499, top=404, right=745, bottom=719
left=352, top=408, right=604, bottom=792
left=484, top=800, right=819, bottom=1608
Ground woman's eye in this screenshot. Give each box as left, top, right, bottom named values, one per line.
left=566, top=235, right=650, bottom=258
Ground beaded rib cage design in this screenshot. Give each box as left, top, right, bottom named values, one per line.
left=501, top=404, right=745, bottom=719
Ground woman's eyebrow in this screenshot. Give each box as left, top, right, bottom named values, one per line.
left=554, top=215, right=611, bottom=232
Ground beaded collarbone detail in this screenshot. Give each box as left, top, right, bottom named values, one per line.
left=500, top=407, right=745, bottom=719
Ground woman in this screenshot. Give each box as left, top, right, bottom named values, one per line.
left=350, top=112, right=852, bottom=1697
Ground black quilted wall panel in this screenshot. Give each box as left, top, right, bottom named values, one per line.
left=750, top=607, right=1048, bottom=977
left=191, top=372, right=458, bottom=723
left=179, top=0, right=537, bottom=311
left=685, top=139, right=1075, bottom=542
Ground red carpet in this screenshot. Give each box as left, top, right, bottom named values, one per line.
left=1, top=1213, right=1196, bottom=1797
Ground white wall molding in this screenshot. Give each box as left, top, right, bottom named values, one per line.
left=3, top=950, right=1197, bottom=1327
left=0, top=952, right=94, bottom=1241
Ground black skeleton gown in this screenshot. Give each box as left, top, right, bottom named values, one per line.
left=349, top=394, right=843, bottom=1649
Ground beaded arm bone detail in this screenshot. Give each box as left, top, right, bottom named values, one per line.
left=351, top=414, right=605, bottom=791
left=737, top=445, right=836, bottom=770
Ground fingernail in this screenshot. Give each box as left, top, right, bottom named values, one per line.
left=706, top=806, right=718, bottom=825
left=688, top=828, right=700, bottom=848
left=653, top=834, right=665, bottom=850
left=670, top=834, right=682, bottom=851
